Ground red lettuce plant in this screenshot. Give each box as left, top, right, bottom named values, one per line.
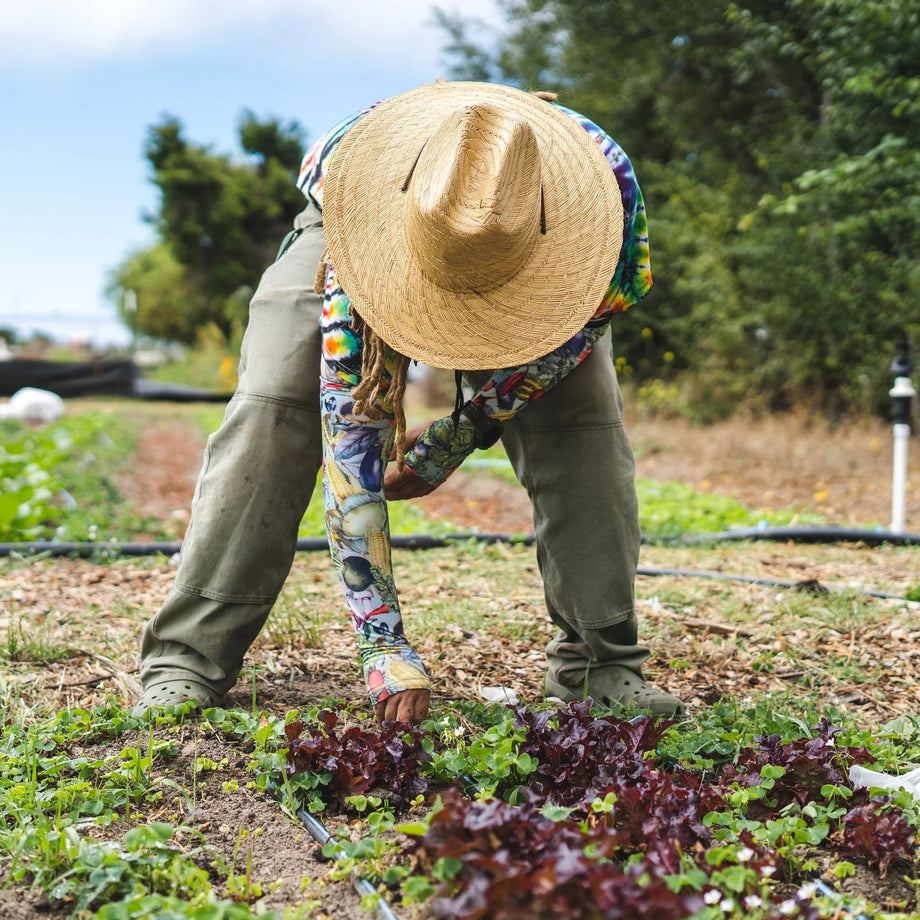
left=718, top=719, right=919, bottom=872
left=414, top=789, right=702, bottom=920
left=284, top=710, right=429, bottom=807
left=840, top=800, right=918, bottom=878
left=720, top=719, right=873, bottom=816
left=513, top=703, right=725, bottom=868
left=514, top=702, right=669, bottom=806
left=281, top=706, right=916, bottom=914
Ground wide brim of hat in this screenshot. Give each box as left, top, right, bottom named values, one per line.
left=323, top=81, right=623, bottom=371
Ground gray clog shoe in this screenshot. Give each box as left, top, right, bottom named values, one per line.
left=545, top=666, right=685, bottom=718
left=132, top=679, right=224, bottom=717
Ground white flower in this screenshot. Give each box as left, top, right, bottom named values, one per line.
left=761, top=865, right=777, bottom=877
left=798, top=882, right=817, bottom=898
left=779, top=900, right=797, bottom=915
left=703, top=889, right=722, bottom=904
left=744, top=895, right=763, bottom=909
left=736, top=846, right=755, bottom=862
left=720, top=898, right=735, bottom=913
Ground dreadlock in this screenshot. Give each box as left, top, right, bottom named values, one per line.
left=350, top=313, right=412, bottom=472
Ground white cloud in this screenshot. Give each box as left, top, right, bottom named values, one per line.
left=0, top=0, right=500, bottom=71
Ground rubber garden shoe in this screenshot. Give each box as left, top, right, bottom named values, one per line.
left=132, top=678, right=224, bottom=717
left=545, top=666, right=685, bottom=718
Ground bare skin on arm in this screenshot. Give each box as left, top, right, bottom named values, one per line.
left=384, top=421, right=440, bottom=500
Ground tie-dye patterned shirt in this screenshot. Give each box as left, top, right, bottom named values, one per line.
left=300, top=98, right=652, bottom=708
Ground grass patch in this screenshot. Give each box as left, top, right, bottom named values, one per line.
left=0, top=407, right=167, bottom=543
left=456, top=449, right=830, bottom=538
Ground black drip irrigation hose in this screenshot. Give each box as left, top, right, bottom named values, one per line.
left=265, top=782, right=399, bottom=920
left=4, top=527, right=918, bottom=600
left=3, top=525, right=919, bottom=560
left=636, top=565, right=906, bottom=600
left=684, top=524, right=920, bottom=547
left=2, top=528, right=917, bottom=600
left=0, top=532, right=534, bottom=559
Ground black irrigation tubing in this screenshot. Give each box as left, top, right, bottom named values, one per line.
left=635, top=566, right=907, bottom=600
left=264, top=781, right=400, bottom=920
left=0, top=533, right=534, bottom=558
left=683, top=524, right=920, bottom=547
left=3, top=525, right=919, bottom=560
left=2, top=529, right=917, bottom=601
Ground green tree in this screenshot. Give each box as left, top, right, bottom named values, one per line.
left=111, top=111, right=306, bottom=345
left=740, top=0, right=920, bottom=414
left=437, top=0, right=919, bottom=417
left=108, top=243, right=202, bottom=344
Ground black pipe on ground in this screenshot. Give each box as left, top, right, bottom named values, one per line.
left=683, top=525, right=920, bottom=547
left=2, top=525, right=917, bottom=561
left=266, top=783, right=399, bottom=920
left=635, top=566, right=904, bottom=600
left=0, top=533, right=535, bottom=558
left=2, top=529, right=915, bottom=601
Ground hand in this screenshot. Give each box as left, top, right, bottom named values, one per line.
left=375, top=688, right=431, bottom=723
left=388, top=421, right=432, bottom=461
left=384, top=464, right=438, bottom=500
left=385, top=420, right=441, bottom=500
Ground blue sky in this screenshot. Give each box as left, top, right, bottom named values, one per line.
left=0, top=0, right=500, bottom=348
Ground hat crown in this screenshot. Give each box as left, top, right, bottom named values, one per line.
left=404, top=103, right=542, bottom=293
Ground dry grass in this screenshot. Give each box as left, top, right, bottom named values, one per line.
left=630, top=407, right=916, bottom=529
left=2, top=537, right=918, bottom=732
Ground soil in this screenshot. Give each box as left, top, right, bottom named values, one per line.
left=115, top=398, right=919, bottom=537
left=4, top=398, right=920, bottom=918
left=0, top=728, right=370, bottom=920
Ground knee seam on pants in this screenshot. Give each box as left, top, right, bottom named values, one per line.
left=233, top=391, right=320, bottom=413
left=567, top=607, right=635, bottom=630
left=175, top=581, right=277, bottom=606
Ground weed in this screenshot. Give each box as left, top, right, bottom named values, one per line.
left=0, top=610, right=74, bottom=663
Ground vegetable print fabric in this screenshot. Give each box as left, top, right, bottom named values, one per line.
left=319, top=279, right=431, bottom=706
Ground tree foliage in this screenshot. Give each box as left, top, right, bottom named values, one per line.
left=111, top=4, right=918, bottom=417
left=110, top=111, right=306, bottom=345
left=439, top=0, right=920, bottom=417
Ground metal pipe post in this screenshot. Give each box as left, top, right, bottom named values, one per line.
left=889, top=339, right=916, bottom=533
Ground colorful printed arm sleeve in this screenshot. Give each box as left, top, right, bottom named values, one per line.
left=319, top=270, right=431, bottom=707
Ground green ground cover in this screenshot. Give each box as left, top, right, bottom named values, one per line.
left=2, top=401, right=919, bottom=918
left=0, top=407, right=827, bottom=547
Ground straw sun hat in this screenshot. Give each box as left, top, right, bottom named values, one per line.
left=322, top=80, right=623, bottom=371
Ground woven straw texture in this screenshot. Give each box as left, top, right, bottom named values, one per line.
left=323, top=81, right=623, bottom=370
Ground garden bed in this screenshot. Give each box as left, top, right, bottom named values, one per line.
left=2, top=399, right=920, bottom=918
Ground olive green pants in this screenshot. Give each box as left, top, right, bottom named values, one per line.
left=137, top=202, right=647, bottom=698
